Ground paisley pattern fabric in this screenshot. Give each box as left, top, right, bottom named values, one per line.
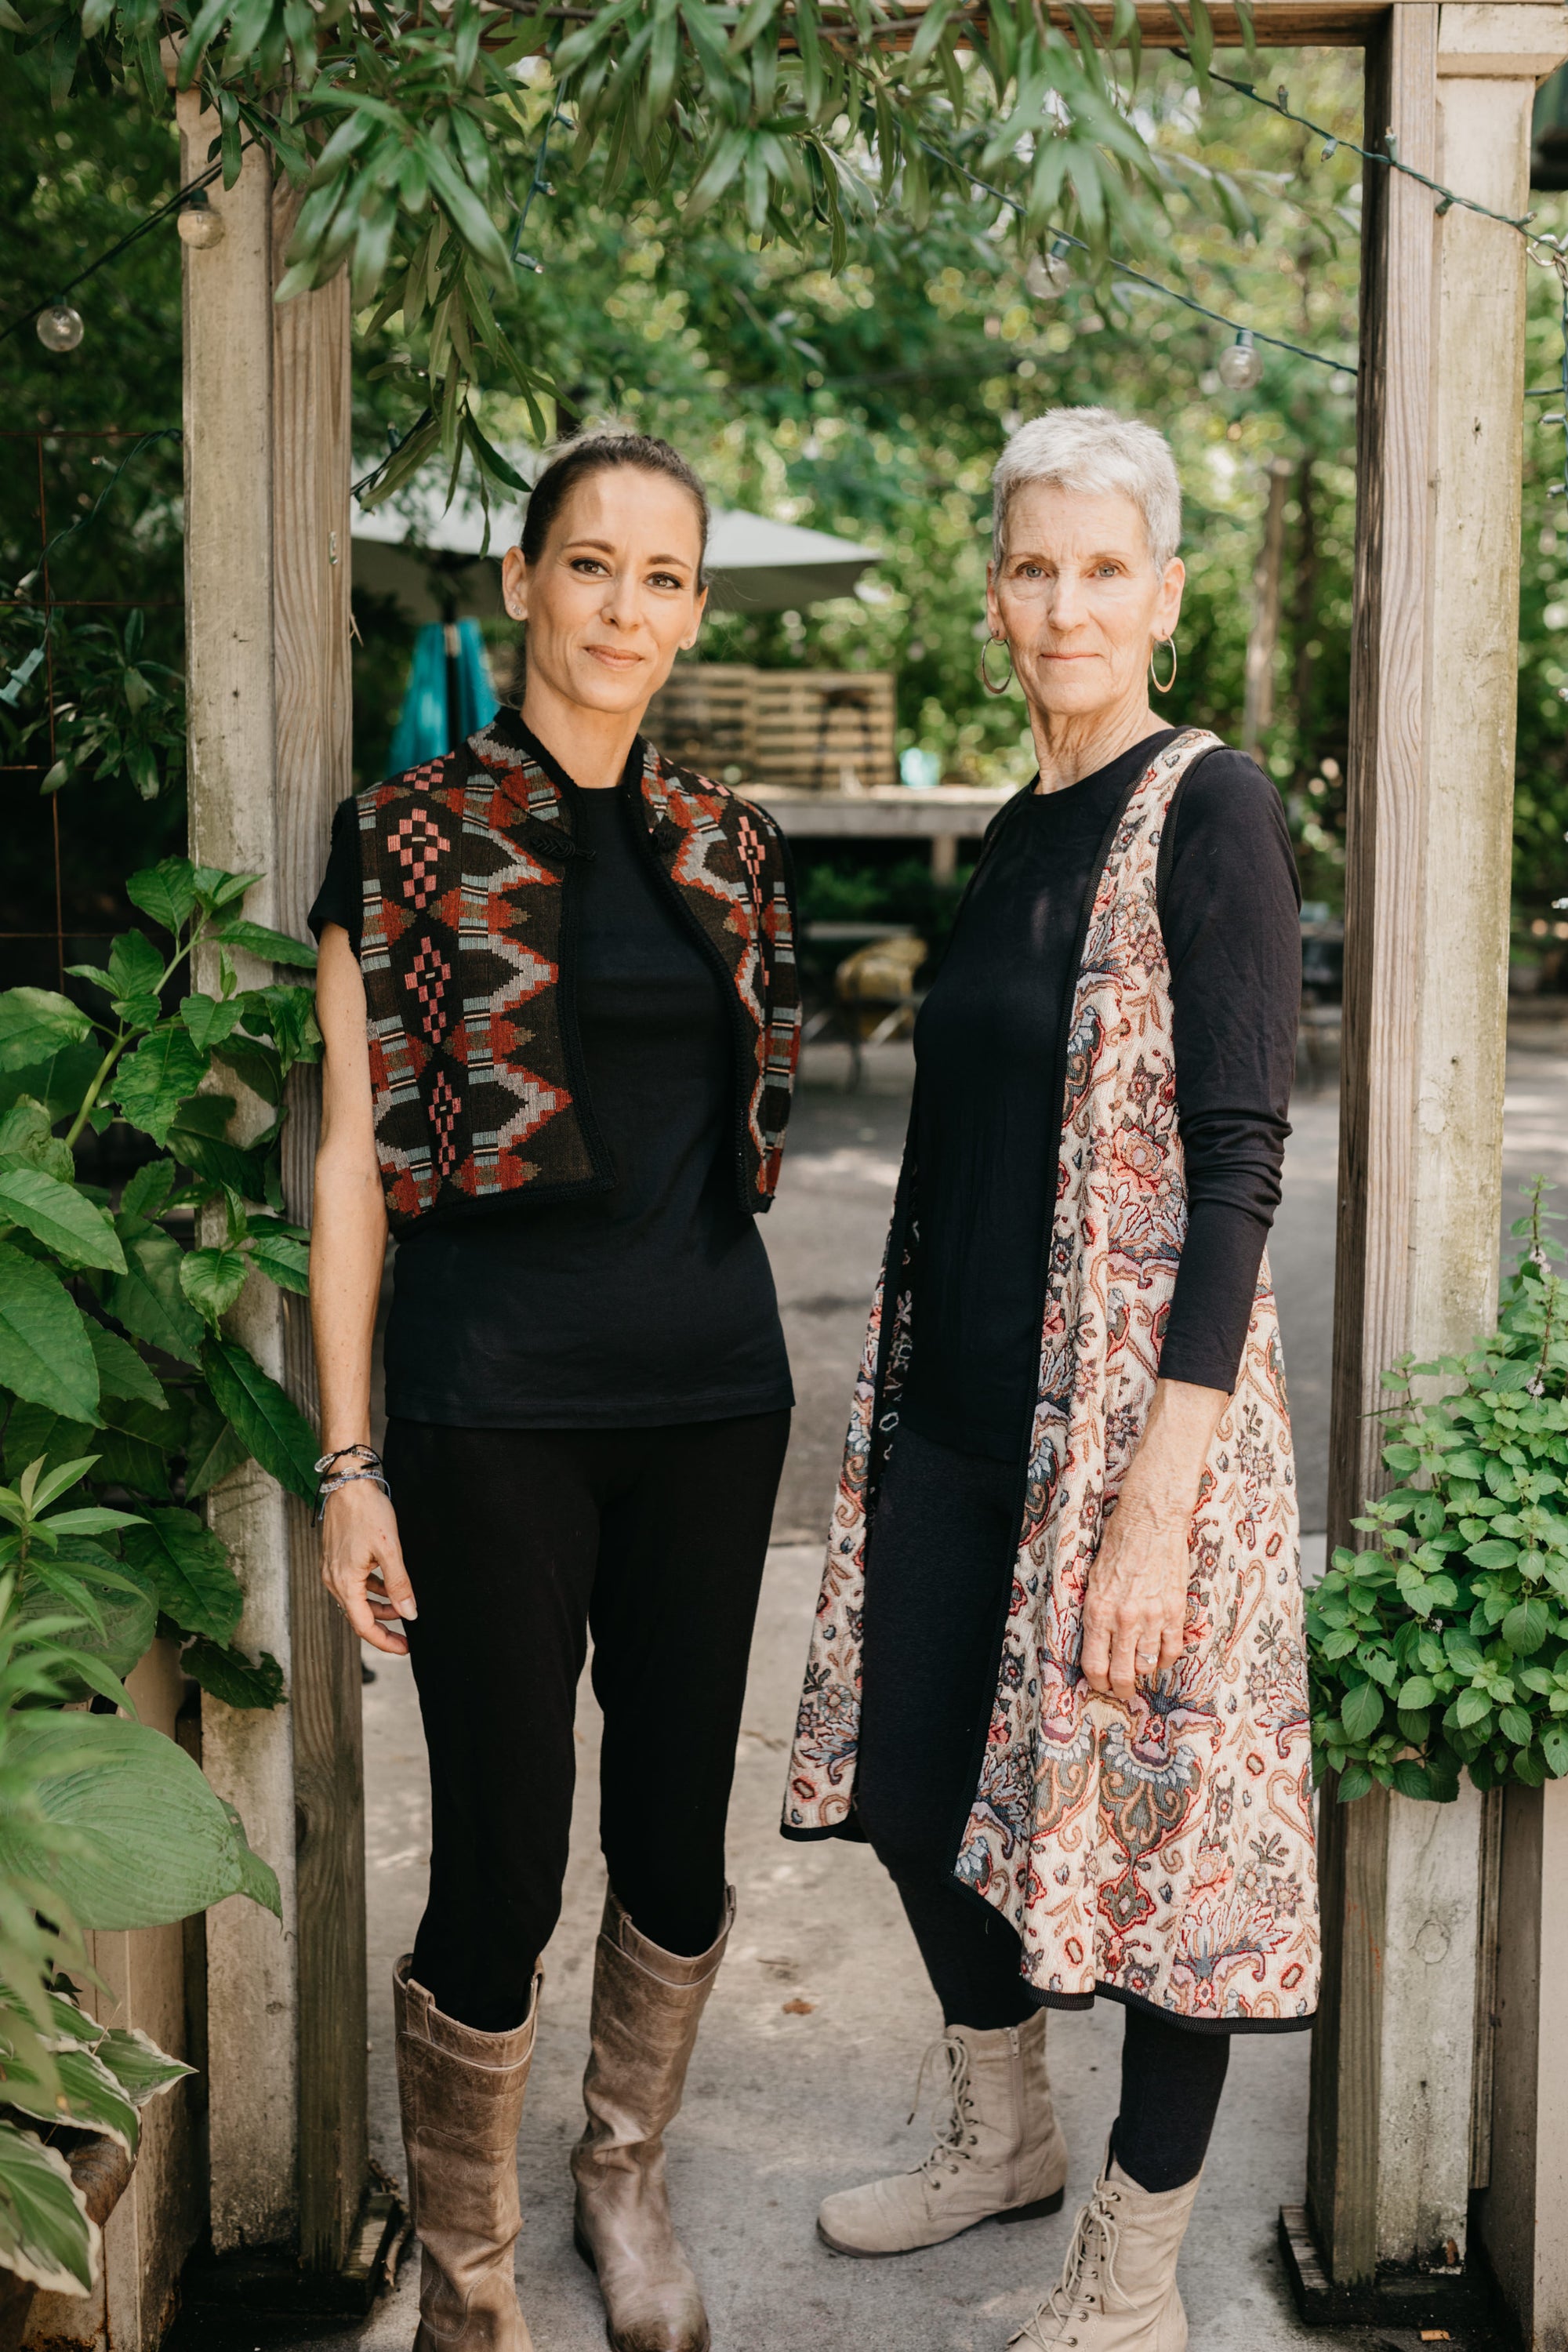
left=784, top=730, right=1319, bottom=2027
left=357, top=714, right=799, bottom=1233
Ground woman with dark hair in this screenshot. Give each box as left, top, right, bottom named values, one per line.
left=786, top=407, right=1319, bottom=2350
left=309, top=433, right=800, bottom=2352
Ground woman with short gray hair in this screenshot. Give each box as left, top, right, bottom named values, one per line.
left=786, top=406, right=1319, bottom=2348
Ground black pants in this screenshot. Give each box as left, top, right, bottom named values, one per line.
left=856, top=1422, right=1230, bottom=2194
left=386, top=1410, right=790, bottom=2034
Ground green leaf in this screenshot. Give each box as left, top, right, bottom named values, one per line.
left=1542, top=1722, right=1568, bottom=1777
left=202, top=1338, right=317, bottom=1501
left=1468, top=1539, right=1519, bottom=1570
left=2, top=1406, right=95, bottom=1486
left=0, top=1044, right=100, bottom=1128
left=45, top=1507, right=147, bottom=1537
left=207, top=917, right=318, bottom=970
left=1341, top=1680, right=1385, bottom=1741
left=0, top=990, right=93, bottom=1076
left=181, top=1396, right=249, bottom=1503
left=0, top=1712, right=281, bottom=1928
left=178, top=993, right=245, bottom=1054
left=191, top=866, right=261, bottom=916
left=107, top=933, right=165, bottom=1008
left=0, top=2122, right=97, bottom=2296
left=179, top=1245, right=250, bottom=1328
left=125, top=858, right=197, bottom=935
left=249, top=1229, right=310, bottom=1294
left=210, top=1035, right=285, bottom=1108
left=181, top=1636, right=285, bottom=1711
left=0, top=2037, right=140, bottom=2155
left=1499, top=1704, right=1535, bottom=1747
left=118, top=1160, right=175, bottom=1223
left=0, top=1243, right=100, bottom=1421
left=22, top=1577, right=156, bottom=1692
left=1337, top=1764, right=1374, bottom=1803
left=1392, top=1759, right=1432, bottom=1801
left=106, top=1225, right=205, bottom=1367
left=1501, top=1598, right=1550, bottom=1655
left=119, top=1510, right=243, bottom=1646
left=1397, top=1675, right=1436, bottom=1710
left=113, top=1027, right=208, bottom=1148
left=164, top=1109, right=267, bottom=1203
left=93, top=2024, right=194, bottom=2108
left=86, top=1325, right=166, bottom=1410
left=0, top=1101, right=74, bottom=1184
left=1455, top=1686, right=1492, bottom=1730
left=0, top=1167, right=125, bottom=1273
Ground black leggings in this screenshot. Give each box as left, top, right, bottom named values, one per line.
left=385, top=1410, right=790, bottom=2034
left=855, top=1421, right=1230, bottom=2194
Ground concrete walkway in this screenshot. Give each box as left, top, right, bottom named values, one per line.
left=291, top=1036, right=1568, bottom=2352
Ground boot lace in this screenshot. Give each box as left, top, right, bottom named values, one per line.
left=1009, top=2177, right=1124, bottom=2349
left=906, top=2032, right=979, bottom=2192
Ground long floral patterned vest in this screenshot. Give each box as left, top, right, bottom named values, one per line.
left=783, top=730, right=1320, bottom=2028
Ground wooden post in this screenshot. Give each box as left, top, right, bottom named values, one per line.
left=1304, top=0, right=1568, bottom=2315
left=269, top=177, right=369, bottom=2277
left=177, top=99, right=370, bottom=2278
left=1477, top=1780, right=1568, bottom=2345
left=176, top=91, right=299, bottom=2256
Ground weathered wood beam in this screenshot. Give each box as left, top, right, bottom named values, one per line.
left=1308, top=0, right=1568, bottom=2311
left=270, top=181, right=368, bottom=2279
left=176, top=88, right=300, bottom=2258
left=1479, top=1780, right=1568, bottom=2346
left=176, top=102, right=368, bottom=2281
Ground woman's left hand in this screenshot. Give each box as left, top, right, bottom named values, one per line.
left=1080, top=1494, right=1192, bottom=1703
left=1079, top=1377, right=1229, bottom=1704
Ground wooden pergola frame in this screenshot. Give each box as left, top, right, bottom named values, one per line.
left=37, top=8, right=1567, bottom=2347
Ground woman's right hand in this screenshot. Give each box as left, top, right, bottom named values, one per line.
left=320, top=1476, right=418, bottom=1657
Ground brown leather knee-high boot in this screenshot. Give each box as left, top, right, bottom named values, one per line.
left=394, top=1955, right=541, bottom=2352
left=571, top=1888, right=733, bottom=2352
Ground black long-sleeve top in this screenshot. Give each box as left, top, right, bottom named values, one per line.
left=897, top=728, right=1301, bottom=1465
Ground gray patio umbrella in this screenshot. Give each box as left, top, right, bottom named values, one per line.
left=350, top=471, right=879, bottom=621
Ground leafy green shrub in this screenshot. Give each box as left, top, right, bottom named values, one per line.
left=0, top=853, right=323, bottom=1707
left=0, top=1555, right=276, bottom=2295
left=0, top=851, right=313, bottom=2294
left=1307, top=1181, right=1568, bottom=1804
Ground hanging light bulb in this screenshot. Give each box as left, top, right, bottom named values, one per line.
left=177, top=189, right=225, bottom=249
left=1025, top=237, right=1073, bottom=300
left=35, top=302, right=84, bottom=353
left=1217, top=329, right=1263, bottom=391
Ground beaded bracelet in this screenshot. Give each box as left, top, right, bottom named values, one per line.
left=314, top=1465, right=391, bottom=1524
left=314, top=1443, right=383, bottom=1477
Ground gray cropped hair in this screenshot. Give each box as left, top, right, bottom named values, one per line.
left=992, top=407, right=1182, bottom=572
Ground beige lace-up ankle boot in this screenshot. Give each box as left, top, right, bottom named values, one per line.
left=816, top=2012, right=1067, bottom=2257
left=1010, top=2153, right=1202, bottom=2351
left=571, top=1887, right=733, bottom=2352
left=394, top=1955, right=541, bottom=2352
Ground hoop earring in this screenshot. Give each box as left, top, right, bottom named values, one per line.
left=978, top=635, right=1014, bottom=696
left=1149, top=637, right=1178, bottom=694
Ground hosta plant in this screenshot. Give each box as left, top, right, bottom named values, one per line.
left=1307, top=1180, right=1568, bottom=1804
left=0, top=851, right=324, bottom=1708
left=0, top=1568, right=278, bottom=2296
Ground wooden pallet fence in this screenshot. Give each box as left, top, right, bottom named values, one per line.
left=646, top=665, right=896, bottom=791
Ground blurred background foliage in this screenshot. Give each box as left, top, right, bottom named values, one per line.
left=3, top=39, right=1568, bottom=968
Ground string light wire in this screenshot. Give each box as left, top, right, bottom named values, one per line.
left=0, top=143, right=256, bottom=350
left=1188, top=55, right=1568, bottom=514
left=921, top=136, right=1357, bottom=374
